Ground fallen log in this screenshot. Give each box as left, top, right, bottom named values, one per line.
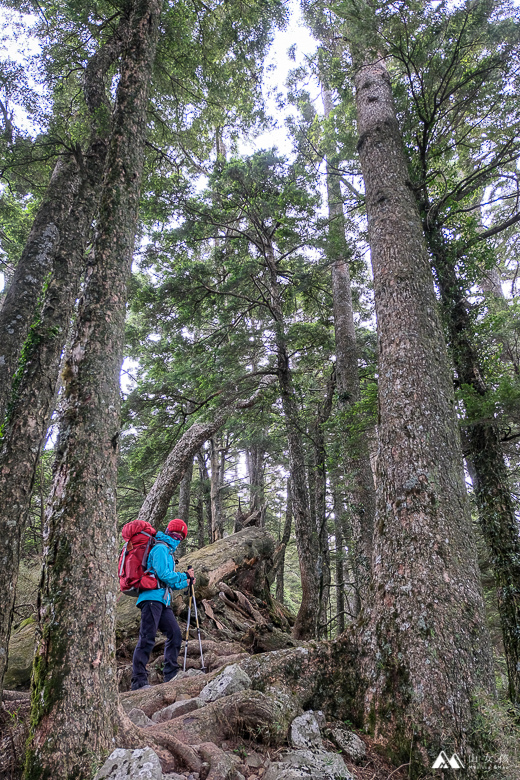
left=177, top=527, right=275, bottom=601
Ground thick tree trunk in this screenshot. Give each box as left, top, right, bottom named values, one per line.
left=0, top=159, right=79, bottom=423
left=24, top=2, right=162, bottom=777
left=426, top=227, right=520, bottom=705
left=276, top=478, right=293, bottom=604
left=0, top=21, right=129, bottom=700
left=322, top=86, right=376, bottom=609
left=354, top=58, right=494, bottom=769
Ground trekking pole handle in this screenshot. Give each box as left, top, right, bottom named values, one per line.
left=187, top=565, right=196, bottom=586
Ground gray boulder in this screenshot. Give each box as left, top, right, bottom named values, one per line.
left=127, top=708, right=154, bottom=728
left=151, top=697, right=204, bottom=723
left=290, top=711, right=323, bottom=750
left=93, top=747, right=162, bottom=780
left=263, top=749, right=352, bottom=780
left=198, top=664, right=251, bottom=703
left=325, top=725, right=366, bottom=763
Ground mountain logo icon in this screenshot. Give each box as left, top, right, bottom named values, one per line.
left=432, top=751, right=465, bottom=769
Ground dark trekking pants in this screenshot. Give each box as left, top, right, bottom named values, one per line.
left=131, top=600, right=182, bottom=690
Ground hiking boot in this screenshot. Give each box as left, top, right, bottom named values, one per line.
left=163, top=672, right=178, bottom=683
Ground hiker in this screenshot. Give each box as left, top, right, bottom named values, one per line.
left=131, top=518, right=195, bottom=691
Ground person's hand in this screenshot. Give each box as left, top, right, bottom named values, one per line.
left=187, top=566, right=196, bottom=586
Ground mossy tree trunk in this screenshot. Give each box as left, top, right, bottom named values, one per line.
left=0, top=159, right=77, bottom=424
left=24, top=2, right=162, bottom=777
left=354, top=58, right=494, bottom=770
left=0, top=19, right=130, bottom=701
left=426, top=226, right=520, bottom=706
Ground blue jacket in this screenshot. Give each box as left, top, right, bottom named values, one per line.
left=136, top=532, right=189, bottom=607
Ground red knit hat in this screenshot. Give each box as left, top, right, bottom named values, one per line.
left=167, top=518, right=188, bottom=539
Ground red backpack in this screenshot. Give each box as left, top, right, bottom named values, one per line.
left=118, top=520, right=161, bottom=597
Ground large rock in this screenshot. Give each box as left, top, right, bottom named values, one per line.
left=151, top=697, right=204, bottom=723
left=290, top=712, right=323, bottom=750
left=325, top=725, right=366, bottom=763
left=198, top=663, right=252, bottom=702
left=126, top=708, right=154, bottom=728
left=263, top=749, right=352, bottom=780
left=4, top=621, right=36, bottom=690
left=93, top=747, right=162, bottom=780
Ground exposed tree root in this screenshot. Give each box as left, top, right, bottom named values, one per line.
left=198, top=742, right=242, bottom=780
left=151, top=731, right=202, bottom=773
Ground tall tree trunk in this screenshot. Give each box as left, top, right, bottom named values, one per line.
left=0, top=20, right=129, bottom=700
left=264, top=244, right=319, bottom=639
left=426, top=226, right=520, bottom=705
left=331, top=481, right=347, bottom=635
left=247, top=444, right=265, bottom=518
left=312, top=372, right=335, bottom=638
left=197, top=448, right=212, bottom=545
left=24, top=2, right=162, bottom=777
left=0, top=158, right=79, bottom=422
left=322, top=85, right=376, bottom=610
left=210, top=434, right=224, bottom=541
left=195, top=493, right=206, bottom=549
left=354, top=57, right=494, bottom=767
left=276, top=478, right=293, bottom=604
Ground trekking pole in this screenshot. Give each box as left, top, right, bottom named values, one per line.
left=190, top=583, right=206, bottom=673
left=182, top=585, right=193, bottom=673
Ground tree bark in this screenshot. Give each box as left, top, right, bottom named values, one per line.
left=354, top=57, right=494, bottom=767
left=426, top=226, right=520, bottom=705
left=0, top=158, right=79, bottom=423
left=322, top=85, right=376, bottom=610
left=24, top=2, right=162, bottom=777
left=0, top=19, right=129, bottom=700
